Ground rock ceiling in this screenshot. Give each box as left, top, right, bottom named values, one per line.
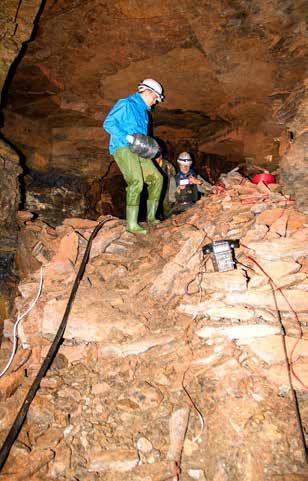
left=1, top=0, right=307, bottom=173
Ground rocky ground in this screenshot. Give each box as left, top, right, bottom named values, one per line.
left=0, top=172, right=308, bottom=481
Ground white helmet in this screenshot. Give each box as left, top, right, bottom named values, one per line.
left=138, top=78, right=164, bottom=102
left=177, top=152, right=192, bottom=165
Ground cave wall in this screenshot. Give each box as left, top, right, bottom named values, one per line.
left=0, top=0, right=42, bottom=97
left=277, top=81, right=308, bottom=213
left=0, top=0, right=43, bottom=273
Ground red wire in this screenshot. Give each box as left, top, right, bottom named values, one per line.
left=241, top=245, right=307, bottom=390
left=211, top=177, right=304, bottom=387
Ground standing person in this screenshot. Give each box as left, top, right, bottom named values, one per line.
left=103, top=79, right=164, bottom=234
left=155, top=150, right=177, bottom=218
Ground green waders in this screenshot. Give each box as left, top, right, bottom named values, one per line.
left=114, top=147, right=163, bottom=234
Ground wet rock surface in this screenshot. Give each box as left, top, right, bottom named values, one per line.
left=1, top=172, right=308, bottom=480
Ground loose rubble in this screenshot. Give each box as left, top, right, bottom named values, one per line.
left=0, top=172, right=308, bottom=481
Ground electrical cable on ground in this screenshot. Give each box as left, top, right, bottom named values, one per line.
left=181, top=367, right=205, bottom=443
left=0, top=216, right=114, bottom=472
left=241, top=246, right=308, bottom=391
left=0, top=266, right=43, bottom=379
left=239, top=247, right=307, bottom=459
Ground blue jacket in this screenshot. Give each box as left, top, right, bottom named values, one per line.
left=103, top=92, right=150, bottom=155
left=175, top=168, right=197, bottom=186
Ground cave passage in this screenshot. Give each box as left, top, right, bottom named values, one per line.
left=1, top=0, right=306, bottom=230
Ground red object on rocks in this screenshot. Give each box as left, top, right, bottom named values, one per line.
left=251, top=173, right=275, bottom=185
left=212, top=181, right=225, bottom=195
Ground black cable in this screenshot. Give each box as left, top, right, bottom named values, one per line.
left=0, top=217, right=114, bottom=471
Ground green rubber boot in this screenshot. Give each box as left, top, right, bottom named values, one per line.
left=126, top=206, right=148, bottom=234
left=147, top=200, right=160, bottom=225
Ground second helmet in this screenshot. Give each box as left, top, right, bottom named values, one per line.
left=177, top=152, right=192, bottom=165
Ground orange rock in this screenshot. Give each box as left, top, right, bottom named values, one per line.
left=237, top=186, right=258, bottom=195
left=215, top=222, right=229, bottom=236
left=35, top=427, right=63, bottom=449
left=42, top=288, right=147, bottom=342
left=63, top=218, right=98, bottom=229
left=265, top=358, right=308, bottom=391
left=90, top=225, right=124, bottom=259
left=197, top=324, right=280, bottom=340
left=47, top=443, right=71, bottom=478
left=270, top=211, right=289, bottom=236
left=246, top=238, right=308, bottom=260
left=88, top=449, right=139, bottom=472
left=267, top=183, right=281, bottom=192
left=286, top=210, right=307, bottom=233
left=1, top=448, right=54, bottom=479
left=53, top=231, right=79, bottom=264
left=291, top=228, right=308, bottom=241
left=256, top=208, right=285, bottom=225
left=256, top=181, right=271, bottom=194
left=250, top=259, right=301, bottom=280
left=0, top=370, right=24, bottom=401
left=299, top=257, right=308, bottom=273
left=201, top=269, right=247, bottom=292
left=17, top=211, right=34, bottom=222
left=225, top=288, right=308, bottom=312
left=238, top=335, right=308, bottom=364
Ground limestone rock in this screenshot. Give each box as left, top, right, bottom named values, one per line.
left=256, top=208, right=285, bottom=226
left=225, top=289, right=308, bottom=312
left=63, top=218, right=98, bottom=229
left=0, top=370, right=24, bottom=401
left=246, top=238, right=308, bottom=260
left=53, top=231, right=79, bottom=264
left=201, top=269, right=247, bottom=292
left=88, top=449, right=139, bottom=472
left=99, top=334, right=174, bottom=357
left=89, top=225, right=124, bottom=259
left=265, top=359, right=308, bottom=391
left=178, top=301, right=254, bottom=321
left=136, top=436, right=153, bottom=454
left=167, top=407, right=190, bottom=462
left=1, top=448, right=54, bottom=480
left=197, top=324, right=281, bottom=340
left=42, top=288, right=147, bottom=342
left=249, top=259, right=301, bottom=281
left=17, top=211, right=34, bottom=222
left=150, top=230, right=204, bottom=296
left=238, top=335, right=308, bottom=364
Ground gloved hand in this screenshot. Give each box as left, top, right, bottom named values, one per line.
left=189, top=175, right=202, bottom=185
left=126, top=134, right=159, bottom=159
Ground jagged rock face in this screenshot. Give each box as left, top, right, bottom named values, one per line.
left=0, top=0, right=42, bottom=98
left=0, top=0, right=42, bottom=274
left=275, top=82, right=308, bottom=213
left=0, top=135, right=30, bottom=277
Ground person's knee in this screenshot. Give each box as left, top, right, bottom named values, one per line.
left=154, top=171, right=163, bottom=189
left=130, top=177, right=143, bottom=194
left=127, top=178, right=143, bottom=205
